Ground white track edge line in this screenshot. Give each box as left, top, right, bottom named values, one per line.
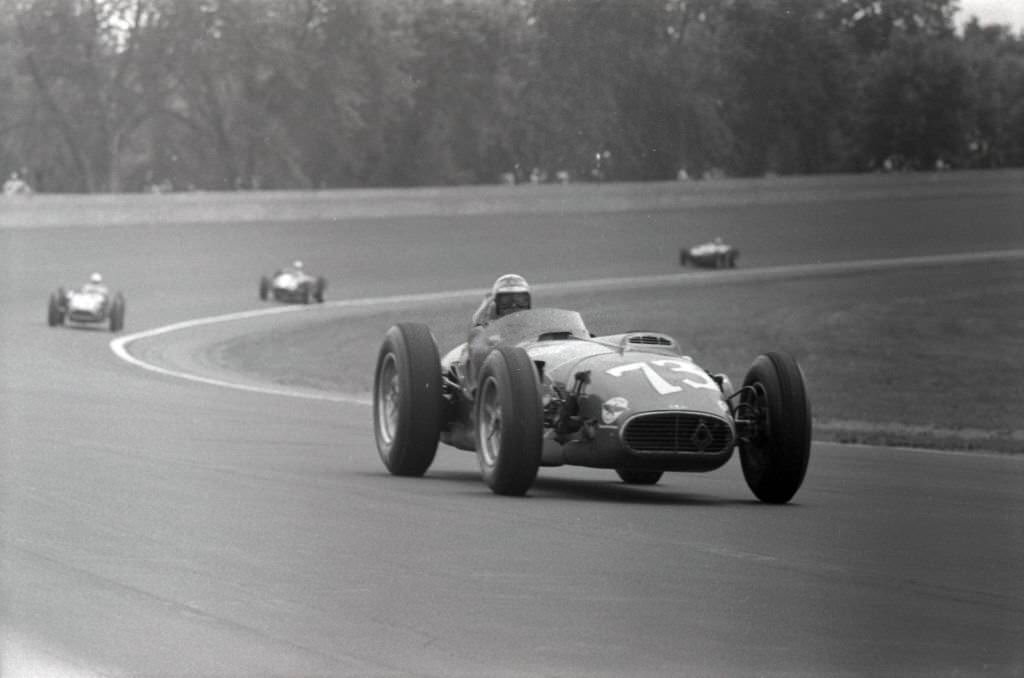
left=108, top=289, right=492, bottom=405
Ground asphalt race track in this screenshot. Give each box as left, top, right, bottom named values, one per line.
left=3, top=179, right=1024, bottom=676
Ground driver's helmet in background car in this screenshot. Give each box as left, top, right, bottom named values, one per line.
left=492, top=274, right=531, bottom=317
left=83, top=272, right=105, bottom=292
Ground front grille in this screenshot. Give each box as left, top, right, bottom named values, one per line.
left=622, top=412, right=733, bottom=454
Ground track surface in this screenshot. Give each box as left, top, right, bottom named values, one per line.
left=3, top=180, right=1024, bottom=676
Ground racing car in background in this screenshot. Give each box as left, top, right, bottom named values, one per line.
left=680, top=238, right=738, bottom=268
left=48, top=285, right=125, bottom=332
left=259, top=261, right=326, bottom=304
left=373, top=307, right=811, bottom=502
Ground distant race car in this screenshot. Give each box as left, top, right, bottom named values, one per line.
left=372, top=307, right=811, bottom=501
left=680, top=238, right=738, bottom=268
left=48, top=286, right=125, bottom=332
left=259, top=266, right=326, bottom=304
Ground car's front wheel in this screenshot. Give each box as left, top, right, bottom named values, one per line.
left=259, top=276, right=270, bottom=301
left=737, top=352, right=811, bottom=504
left=474, top=346, right=543, bottom=496
left=373, top=323, right=443, bottom=477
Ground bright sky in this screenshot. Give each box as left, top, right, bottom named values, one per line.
left=957, top=0, right=1024, bottom=30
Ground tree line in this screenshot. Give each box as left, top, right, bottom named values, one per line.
left=1, top=0, right=1022, bottom=193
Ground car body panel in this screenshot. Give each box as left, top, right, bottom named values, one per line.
left=440, top=308, right=735, bottom=472
left=264, top=269, right=325, bottom=303
left=681, top=240, right=738, bottom=268
left=65, top=290, right=110, bottom=322
left=50, top=286, right=124, bottom=331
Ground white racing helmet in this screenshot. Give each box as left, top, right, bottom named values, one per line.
left=491, top=273, right=531, bottom=317
left=90, top=272, right=103, bottom=284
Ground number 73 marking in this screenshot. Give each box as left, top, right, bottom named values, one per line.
left=606, top=359, right=718, bottom=395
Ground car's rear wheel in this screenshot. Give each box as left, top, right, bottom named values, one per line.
left=373, top=323, right=443, bottom=477
left=615, top=469, right=663, bottom=485
left=474, top=346, right=543, bottom=496
left=47, top=292, right=64, bottom=327
left=737, top=352, right=811, bottom=504
left=314, top=277, right=326, bottom=303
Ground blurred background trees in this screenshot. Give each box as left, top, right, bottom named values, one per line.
left=0, top=0, right=1021, bottom=192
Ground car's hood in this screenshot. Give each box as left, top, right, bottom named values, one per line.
left=68, top=291, right=106, bottom=312
left=524, top=338, right=729, bottom=420
left=690, top=242, right=728, bottom=256
left=274, top=272, right=305, bottom=289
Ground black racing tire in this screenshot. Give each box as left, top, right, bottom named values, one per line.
left=474, top=346, right=543, bottom=496
left=373, top=323, right=443, bottom=477
left=679, top=249, right=689, bottom=266
left=314, top=277, right=326, bottom=303
left=109, top=293, right=125, bottom=332
left=259, top=276, right=270, bottom=301
left=738, top=352, right=811, bottom=504
left=47, top=292, right=63, bottom=327
left=615, top=469, right=663, bottom=485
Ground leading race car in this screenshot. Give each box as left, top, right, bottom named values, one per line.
left=680, top=238, right=738, bottom=269
left=373, top=308, right=811, bottom=502
left=47, top=285, right=125, bottom=332
left=259, top=262, right=326, bottom=304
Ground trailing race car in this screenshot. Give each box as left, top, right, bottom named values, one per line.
left=48, top=283, right=125, bottom=332
left=259, top=261, right=326, bottom=304
left=680, top=238, right=738, bottom=268
left=373, top=307, right=811, bottom=501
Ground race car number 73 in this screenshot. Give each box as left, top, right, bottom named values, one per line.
left=606, top=359, right=718, bottom=395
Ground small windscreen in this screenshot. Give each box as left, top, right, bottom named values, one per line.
left=486, top=308, right=590, bottom=344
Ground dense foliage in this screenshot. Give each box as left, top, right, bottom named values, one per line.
left=1, top=0, right=1021, bottom=192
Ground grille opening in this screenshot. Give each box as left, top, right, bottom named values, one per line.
left=623, top=413, right=733, bottom=454
left=629, top=334, right=672, bottom=346
left=622, top=333, right=679, bottom=352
